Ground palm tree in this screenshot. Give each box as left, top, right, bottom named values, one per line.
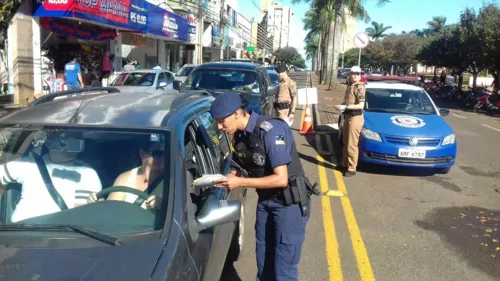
left=426, top=16, right=447, bottom=34
left=365, top=21, right=392, bottom=40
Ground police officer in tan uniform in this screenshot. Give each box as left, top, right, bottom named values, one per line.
left=274, top=65, right=298, bottom=125
left=340, top=66, right=366, bottom=177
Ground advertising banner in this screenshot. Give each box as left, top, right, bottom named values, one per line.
left=33, top=0, right=188, bottom=41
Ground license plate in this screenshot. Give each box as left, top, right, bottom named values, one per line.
left=398, top=148, right=426, bottom=159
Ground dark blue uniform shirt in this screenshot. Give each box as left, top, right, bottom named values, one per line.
left=231, top=112, right=293, bottom=171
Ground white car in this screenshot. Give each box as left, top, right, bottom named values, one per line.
left=109, top=69, right=179, bottom=94
left=174, top=64, right=197, bottom=83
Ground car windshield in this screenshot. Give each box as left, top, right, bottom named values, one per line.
left=111, top=72, right=156, bottom=86
left=176, top=66, right=194, bottom=77
left=184, top=68, right=260, bottom=94
left=267, top=71, right=280, bottom=85
left=365, top=88, right=437, bottom=115
left=0, top=126, right=170, bottom=237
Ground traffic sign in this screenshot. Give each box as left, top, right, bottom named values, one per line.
left=353, top=32, right=370, bottom=49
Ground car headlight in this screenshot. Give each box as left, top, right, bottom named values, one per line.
left=442, top=134, right=456, bottom=145
left=361, top=128, right=382, bottom=142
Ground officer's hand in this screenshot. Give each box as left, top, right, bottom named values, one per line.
left=214, top=173, right=241, bottom=190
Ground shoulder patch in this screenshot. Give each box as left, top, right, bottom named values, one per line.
left=260, top=121, right=274, bottom=132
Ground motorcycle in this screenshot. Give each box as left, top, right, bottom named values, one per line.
left=474, top=93, right=500, bottom=113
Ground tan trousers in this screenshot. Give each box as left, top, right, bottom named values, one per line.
left=276, top=108, right=290, bottom=119
left=341, top=115, right=364, bottom=172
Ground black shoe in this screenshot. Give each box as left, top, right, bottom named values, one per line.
left=344, top=171, right=356, bottom=177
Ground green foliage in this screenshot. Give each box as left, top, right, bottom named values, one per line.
left=274, top=47, right=307, bottom=69
left=365, top=21, right=392, bottom=40
left=0, top=0, right=23, bottom=48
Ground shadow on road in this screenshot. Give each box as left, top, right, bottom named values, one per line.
left=416, top=206, right=500, bottom=279
left=220, top=262, right=243, bottom=281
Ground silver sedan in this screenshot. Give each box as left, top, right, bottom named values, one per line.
left=110, top=69, right=179, bottom=94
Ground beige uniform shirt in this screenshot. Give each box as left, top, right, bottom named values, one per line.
left=344, top=81, right=366, bottom=106
left=277, top=78, right=298, bottom=103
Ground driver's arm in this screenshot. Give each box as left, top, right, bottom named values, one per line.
left=75, top=168, right=102, bottom=207
left=107, top=170, right=131, bottom=201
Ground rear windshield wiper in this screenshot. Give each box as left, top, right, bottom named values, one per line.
left=0, top=224, right=122, bottom=246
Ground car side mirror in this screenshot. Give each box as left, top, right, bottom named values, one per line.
left=196, top=199, right=241, bottom=231
left=267, top=84, right=278, bottom=96
left=439, top=108, right=450, bottom=116
left=157, top=81, right=167, bottom=89
left=173, top=80, right=182, bottom=91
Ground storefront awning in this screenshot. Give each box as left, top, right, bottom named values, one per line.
left=32, top=0, right=189, bottom=42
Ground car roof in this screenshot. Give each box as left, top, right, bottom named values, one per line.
left=121, top=69, right=172, bottom=73
left=196, top=62, right=261, bottom=71
left=0, top=90, right=212, bottom=128
left=366, top=82, right=423, bottom=91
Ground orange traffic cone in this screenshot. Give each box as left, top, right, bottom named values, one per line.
left=299, top=104, right=314, bottom=135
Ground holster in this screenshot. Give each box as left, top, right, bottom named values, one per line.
left=274, top=101, right=291, bottom=110
left=281, top=176, right=320, bottom=217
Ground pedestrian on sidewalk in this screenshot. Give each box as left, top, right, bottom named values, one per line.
left=209, top=92, right=318, bottom=281
left=64, top=56, right=84, bottom=91
left=339, top=66, right=366, bottom=177
left=274, top=65, right=298, bottom=126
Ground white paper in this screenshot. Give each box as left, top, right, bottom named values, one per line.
left=298, top=88, right=318, bottom=105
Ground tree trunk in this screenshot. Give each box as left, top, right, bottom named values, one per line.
left=472, top=72, right=478, bottom=89
left=321, top=22, right=330, bottom=84
left=311, top=55, right=316, bottom=71
left=316, top=35, right=322, bottom=76
left=458, top=72, right=464, bottom=89
left=328, top=0, right=344, bottom=88
left=325, top=20, right=335, bottom=86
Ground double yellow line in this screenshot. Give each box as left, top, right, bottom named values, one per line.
left=302, top=72, right=375, bottom=281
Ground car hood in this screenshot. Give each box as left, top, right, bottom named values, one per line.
left=0, top=241, right=164, bottom=280
left=364, top=111, right=454, bottom=137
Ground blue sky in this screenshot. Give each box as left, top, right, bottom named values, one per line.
left=239, top=0, right=498, bottom=69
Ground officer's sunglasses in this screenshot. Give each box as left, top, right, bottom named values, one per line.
left=146, top=149, right=164, bottom=158
left=351, top=72, right=361, bottom=76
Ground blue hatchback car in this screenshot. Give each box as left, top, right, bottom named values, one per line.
left=358, top=82, right=457, bottom=173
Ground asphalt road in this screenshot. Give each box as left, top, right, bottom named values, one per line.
left=221, top=72, right=500, bottom=281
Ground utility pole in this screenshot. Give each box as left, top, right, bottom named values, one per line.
left=262, top=10, right=267, bottom=62
left=278, top=8, right=283, bottom=49
left=197, top=0, right=204, bottom=64
left=219, top=0, right=225, bottom=60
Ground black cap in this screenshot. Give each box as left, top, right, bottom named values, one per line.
left=276, top=65, right=288, bottom=74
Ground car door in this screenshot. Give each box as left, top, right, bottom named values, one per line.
left=178, top=120, right=218, bottom=280
left=193, top=111, right=245, bottom=280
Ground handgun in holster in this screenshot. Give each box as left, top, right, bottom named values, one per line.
left=282, top=176, right=319, bottom=217
left=273, top=101, right=291, bottom=110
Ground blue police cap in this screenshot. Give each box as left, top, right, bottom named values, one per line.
left=210, top=92, right=243, bottom=119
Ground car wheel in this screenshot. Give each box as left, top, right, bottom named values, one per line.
left=226, top=198, right=245, bottom=262
left=436, top=167, right=451, bottom=174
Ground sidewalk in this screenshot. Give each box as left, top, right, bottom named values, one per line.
left=310, top=72, right=346, bottom=131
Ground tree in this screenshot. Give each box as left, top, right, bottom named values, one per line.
left=365, top=21, right=392, bottom=40
left=0, top=0, right=23, bottom=49
left=477, top=4, right=500, bottom=83
left=426, top=16, right=447, bottom=34
left=274, top=47, right=306, bottom=68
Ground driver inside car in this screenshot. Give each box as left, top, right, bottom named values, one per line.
left=0, top=131, right=102, bottom=223
left=87, top=139, right=164, bottom=211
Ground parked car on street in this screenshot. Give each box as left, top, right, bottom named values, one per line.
left=341, top=77, right=457, bottom=174
left=110, top=69, right=179, bottom=94
left=174, top=64, right=197, bottom=83
left=0, top=87, right=246, bottom=281
left=181, top=62, right=278, bottom=115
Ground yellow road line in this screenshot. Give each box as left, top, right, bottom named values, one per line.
left=333, top=167, right=376, bottom=281
left=317, top=154, right=343, bottom=281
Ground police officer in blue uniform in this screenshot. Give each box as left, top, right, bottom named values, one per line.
left=210, top=93, right=319, bottom=281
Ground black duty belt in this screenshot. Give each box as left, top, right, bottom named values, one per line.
left=344, top=109, right=363, bottom=116
left=274, top=102, right=291, bottom=110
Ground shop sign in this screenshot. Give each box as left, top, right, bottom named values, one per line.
left=33, top=0, right=189, bottom=42
left=187, top=14, right=197, bottom=44
left=147, top=4, right=188, bottom=42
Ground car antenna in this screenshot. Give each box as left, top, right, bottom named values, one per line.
left=68, top=95, right=92, bottom=124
